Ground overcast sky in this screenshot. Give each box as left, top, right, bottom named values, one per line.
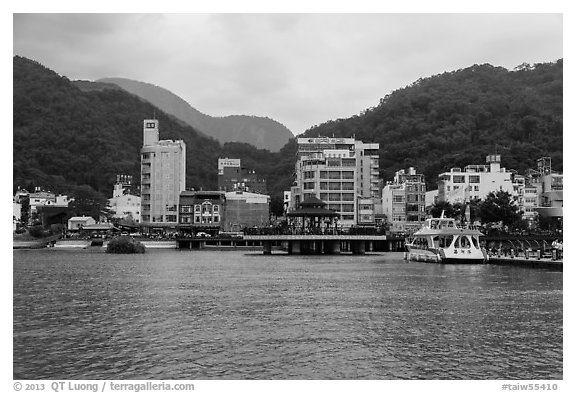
left=13, top=13, right=562, bottom=135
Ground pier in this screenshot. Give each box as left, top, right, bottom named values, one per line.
left=176, top=234, right=404, bottom=254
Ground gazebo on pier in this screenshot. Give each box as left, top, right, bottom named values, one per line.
left=286, top=196, right=339, bottom=235
left=243, top=196, right=393, bottom=255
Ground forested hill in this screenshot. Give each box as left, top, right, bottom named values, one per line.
left=13, top=56, right=563, bottom=215
left=303, top=61, right=563, bottom=186
left=12, top=56, right=294, bottom=207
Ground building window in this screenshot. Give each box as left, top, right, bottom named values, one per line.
left=328, top=193, right=341, bottom=201
left=304, top=182, right=315, bottom=190
left=469, top=175, right=480, bottom=183
left=341, top=204, right=354, bottom=212
left=327, top=204, right=340, bottom=212
left=342, top=193, right=354, bottom=201
left=453, top=175, right=465, bottom=183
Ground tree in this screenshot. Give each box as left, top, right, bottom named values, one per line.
left=429, top=201, right=457, bottom=218
left=477, top=191, right=523, bottom=228
left=68, top=185, right=111, bottom=221
left=20, top=198, right=30, bottom=226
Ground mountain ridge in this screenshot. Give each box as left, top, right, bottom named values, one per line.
left=96, top=77, right=294, bottom=152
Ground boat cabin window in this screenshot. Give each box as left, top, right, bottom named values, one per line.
left=431, top=220, right=439, bottom=229
left=438, top=236, right=452, bottom=248
left=471, top=236, right=479, bottom=249
left=460, top=236, right=471, bottom=249
left=413, top=237, right=429, bottom=249
left=432, top=236, right=439, bottom=248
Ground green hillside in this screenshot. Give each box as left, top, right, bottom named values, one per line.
left=13, top=56, right=291, bottom=211
left=13, top=56, right=563, bottom=217
left=303, top=61, right=563, bottom=187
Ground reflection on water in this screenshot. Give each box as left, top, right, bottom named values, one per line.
left=13, top=250, right=562, bottom=379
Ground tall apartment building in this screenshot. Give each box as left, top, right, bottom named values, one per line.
left=140, top=119, right=186, bottom=230
left=217, top=158, right=267, bottom=194
left=290, top=136, right=380, bottom=228
left=382, top=167, right=427, bottom=234
left=437, top=155, right=515, bottom=204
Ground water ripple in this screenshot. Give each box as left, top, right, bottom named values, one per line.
left=13, top=250, right=562, bottom=379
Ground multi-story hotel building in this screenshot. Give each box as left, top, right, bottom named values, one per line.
left=140, top=120, right=186, bottom=230
left=290, top=137, right=380, bottom=228
left=437, top=155, right=515, bottom=204
left=382, top=167, right=427, bottom=234
left=436, top=155, right=562, bottom=224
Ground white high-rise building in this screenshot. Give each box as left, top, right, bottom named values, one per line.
left=140, top=120, right=186, bottom=229
left=291, top=136, right=380, bottom=227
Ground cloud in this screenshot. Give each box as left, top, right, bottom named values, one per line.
left=13, top=13, right=562, bottom=135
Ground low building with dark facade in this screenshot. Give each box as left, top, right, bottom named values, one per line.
left=179, top=191, right=225, bottom=236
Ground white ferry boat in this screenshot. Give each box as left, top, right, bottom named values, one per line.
left=406, top=215, right=488, bottom=264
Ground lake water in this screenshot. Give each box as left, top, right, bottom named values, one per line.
left=13, top=249, right=562, bottom=380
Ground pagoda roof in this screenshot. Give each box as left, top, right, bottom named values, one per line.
left=287, top=207, right=338, bottom=217
left=299, top=196, right=327, bottom=208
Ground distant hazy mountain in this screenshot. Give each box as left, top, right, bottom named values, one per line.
left=97, top=77, right=293, bottom=152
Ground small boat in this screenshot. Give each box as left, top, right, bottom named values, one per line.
left=405, top=213, right=488, bottom=264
